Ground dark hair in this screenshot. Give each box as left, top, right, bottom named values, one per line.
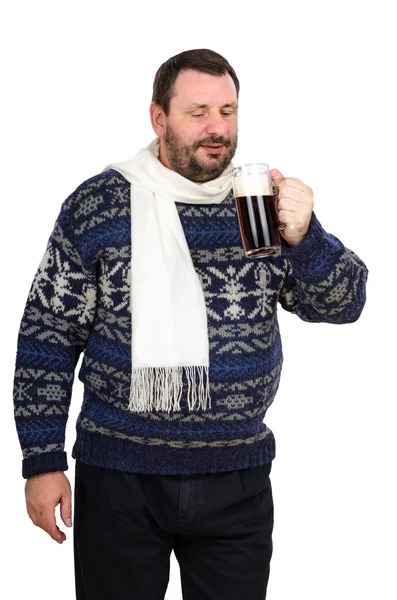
left=152, top=49, right=240, bottom=115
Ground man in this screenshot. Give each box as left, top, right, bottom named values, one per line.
left=13, top=49, right=368, bottom=599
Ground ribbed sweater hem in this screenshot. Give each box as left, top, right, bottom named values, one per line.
left=71, top=427, right=276, bottom=475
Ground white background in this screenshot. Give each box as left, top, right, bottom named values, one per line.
left=1, top=0, right=396, bottom=598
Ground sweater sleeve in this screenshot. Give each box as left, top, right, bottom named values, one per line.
left=13, top=183, right=98, bottom=478
left=278, top=212, right=368, bottom=323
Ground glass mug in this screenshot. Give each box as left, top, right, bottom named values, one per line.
left=231, top=163, right=285, bottom=258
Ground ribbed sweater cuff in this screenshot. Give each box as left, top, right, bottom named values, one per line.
left=281, top=212, right=326, bottom=263
left=22, top=451, right=68, bottom=479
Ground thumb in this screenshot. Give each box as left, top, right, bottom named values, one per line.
left=60, top=489, right=73, bottom=527
left=269, top=168, right=285, bottom=186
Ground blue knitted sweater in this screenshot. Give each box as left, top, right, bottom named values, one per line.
left=13, top=170, right=368, bottom=478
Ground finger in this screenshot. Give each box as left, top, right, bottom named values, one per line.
left=279, top=185, right=308, bottom=199
left=278, top=182, right=309, bottom=197
left=44, top=522, right=66, bottom=544
left=60, top=489, right=73, bottom=528
left=277, top=196, right=301, bottom=210
left=277, top=204, right=297, bottom=216
left=280, top=218, right=298, bottom=234
left=269, top=168, right=285, bottom=187
left=277, top=210, right=299, bottom=226
left=280, top=177, right=308, bottom=192
left=269, top=168, right=284, bottom=181
left=40, top=509, right=66, bottom=544
left=278, top=209, right=309, bottom=233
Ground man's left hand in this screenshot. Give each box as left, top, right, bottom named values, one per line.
left=270, top=169, right=314, bottom=247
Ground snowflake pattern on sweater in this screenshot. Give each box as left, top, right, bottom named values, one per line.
left=13, top=170, right=368, bottom=478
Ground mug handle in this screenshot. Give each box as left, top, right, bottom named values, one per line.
left=271, top=180, right=286, bottom=230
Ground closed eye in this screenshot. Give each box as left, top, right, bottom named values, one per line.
left=192, top=112, right=234, bottom=118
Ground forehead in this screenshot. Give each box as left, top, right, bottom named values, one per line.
left=171, top=69, right=238, bottom=109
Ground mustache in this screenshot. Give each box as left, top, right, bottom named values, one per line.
left=195, top=136, right=232, bottom=149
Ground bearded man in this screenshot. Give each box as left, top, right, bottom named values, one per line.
left=13, top=48, right=368, bottom=599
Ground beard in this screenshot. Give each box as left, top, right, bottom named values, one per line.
left=163, top=125, right=238, bottom=183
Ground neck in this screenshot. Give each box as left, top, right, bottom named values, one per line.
left=158, top=142, right=172, bottom=171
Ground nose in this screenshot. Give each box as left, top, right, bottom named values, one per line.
left=204, top=112, right=228, bottom=136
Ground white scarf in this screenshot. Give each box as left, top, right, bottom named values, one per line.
left=103, top=138, right=233, bottom=413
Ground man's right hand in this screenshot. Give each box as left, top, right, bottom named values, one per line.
left=25, top=470, right=72, bottom=544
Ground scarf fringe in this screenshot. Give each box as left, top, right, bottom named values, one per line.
left=128, top=366, right=211, bottom=413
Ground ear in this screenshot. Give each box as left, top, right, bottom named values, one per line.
left=150, top=102, right=167, bottom=138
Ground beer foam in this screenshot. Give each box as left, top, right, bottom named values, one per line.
left=233, top=173, right=273, bottom=197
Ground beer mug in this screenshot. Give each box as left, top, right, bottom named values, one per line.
left=231, top=163, right=285, bottom=258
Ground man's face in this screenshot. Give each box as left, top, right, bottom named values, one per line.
left=154, top=69, right=238, bottom=182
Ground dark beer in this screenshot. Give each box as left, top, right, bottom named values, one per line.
left=235, top=194, right=281, bottom=257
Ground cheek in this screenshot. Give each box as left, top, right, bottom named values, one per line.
left=177, top=123, right=205, bottom=145
left=174, top=116, right=202, bottom=135
left=227, top=121, right=238, bottom=138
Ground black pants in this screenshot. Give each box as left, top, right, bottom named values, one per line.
left=73, top=459, right=274, bottom=599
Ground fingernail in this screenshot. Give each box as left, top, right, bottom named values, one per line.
left=66, top=518, right=72, bottom=527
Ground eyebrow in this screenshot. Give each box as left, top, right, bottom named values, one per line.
left=188, top=102, right=238, bottom=110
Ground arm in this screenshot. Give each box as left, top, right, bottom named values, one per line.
left=279, top=212, right=368, bottom=324
left=13, top=180, right=98, bottom=479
